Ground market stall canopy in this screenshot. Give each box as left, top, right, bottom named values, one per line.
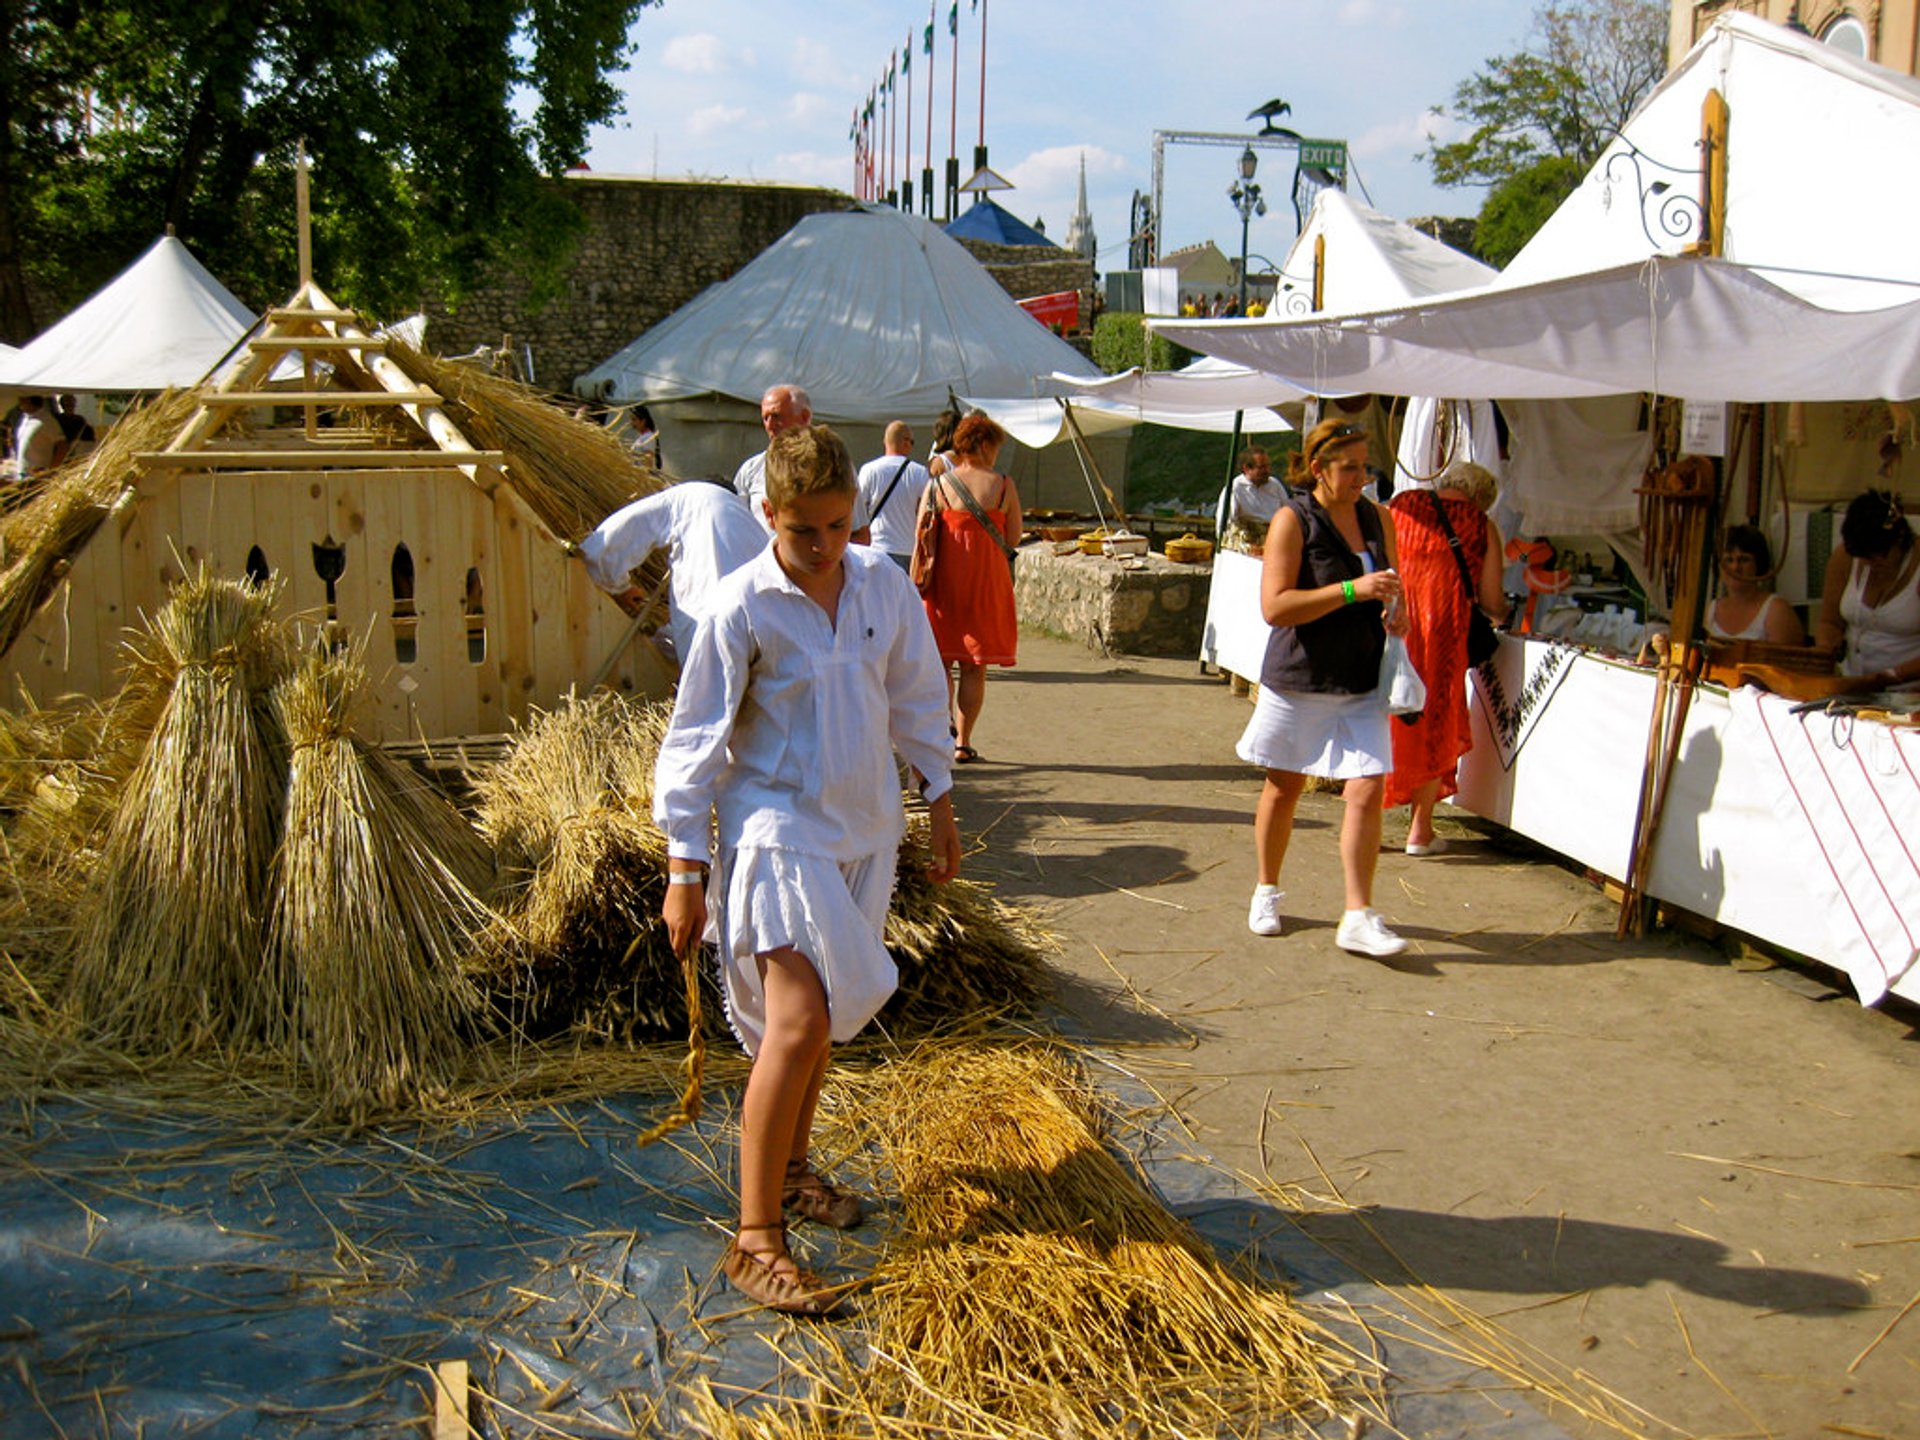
left=962, top=386, right=1291, bottom=449
left=1270, top=189, right=1496, bottom=317
left=1050, top=355, right=1310, bottom=413
left=1157, top=254, right=1920, bottom=404
left=0, top=235, right=255, bottom=393
left=1503, top=12, right=1920, bottom=310
left=577, top=204, right=1099, bottom=421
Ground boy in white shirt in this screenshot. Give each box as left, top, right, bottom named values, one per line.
left=655, top=423, right=961, bottom=1314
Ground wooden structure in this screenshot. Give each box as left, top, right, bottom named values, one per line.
left=0, top=284, right=674, bottom=739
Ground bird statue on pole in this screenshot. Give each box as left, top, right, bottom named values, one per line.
left=1247, top=99, right=1291, bottom=135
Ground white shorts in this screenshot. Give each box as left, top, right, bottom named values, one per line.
left=712, top=844, right=899, bottom=1056
left=1236, top=685, right=1391, bottom=780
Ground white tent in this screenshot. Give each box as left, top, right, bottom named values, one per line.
left=1271, top=188, right=1496, bottom=317
left=1049, top=355, right=1307, bottom=415
left=0, top=235, right=256, bottom=393
left=1503, top=12, right=1920, bottom=310
left=577, top=204, right=1099, bottom=420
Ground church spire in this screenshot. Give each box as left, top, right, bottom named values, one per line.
left=1063, top=152, right=1097, bottom=263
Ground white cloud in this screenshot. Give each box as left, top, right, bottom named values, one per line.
left=1337, top=0, right=1407, bottom=25
left=786, top=91, right=840, bottom=128
left=662, top=34, right=733, bottom=76
left=1350, top=109, right=1449, bottom=163
left=1007, top=144, right=1127, bottom=193
left=685, top=103, right=748, bottom=141
left=770, top=150, right=847, bottom=189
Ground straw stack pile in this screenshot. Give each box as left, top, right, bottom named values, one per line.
left=472, top=690, right=683, bottom=1039
left=66, top=570, right=293, bottom=1050
left=268, top=650, right=496, bottom=1118
left=684, top=1040, right=1366, bottom=1438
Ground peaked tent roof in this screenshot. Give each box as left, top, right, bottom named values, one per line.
left=578, top=205, right=1099, bottom=420
left=0, top=235, right=256, bottom=393
left=945, top=198, right=1056, bottom=248
left=1503, top=12, right=1920, bottom=309
left=1268, top=189, right=1496, bottom=316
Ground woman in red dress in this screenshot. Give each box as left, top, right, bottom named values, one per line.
left=917, top=412, right=1021, bottom=763
left=1387, top=461, right=1509, bottom=855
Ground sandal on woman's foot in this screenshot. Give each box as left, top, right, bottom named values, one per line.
left=953, top=744, right=981, bottom=764
left=722, top=1223, right=842, bottom=1316
left=784, top=1162, right=865, bottom=1230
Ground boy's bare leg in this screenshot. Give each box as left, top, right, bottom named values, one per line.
left=737, top=946, right=831, bottom=1266
left=785, top=1042, right=832, bottom=1173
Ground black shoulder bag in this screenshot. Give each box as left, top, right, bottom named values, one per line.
left=1430, top=491, right=1501, bottom=667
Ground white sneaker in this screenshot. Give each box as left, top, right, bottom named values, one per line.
left=1247, top=886, right=1285, bottom=937
left=1336, top=908, right=1407, bottom=957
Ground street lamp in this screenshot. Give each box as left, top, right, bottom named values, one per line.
left=1228, top=145, right=1266, bottom=316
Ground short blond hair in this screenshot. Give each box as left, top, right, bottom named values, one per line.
left=1437, top=460, right=1498, bottom=512
left=765, top=423, right=856, bottom=509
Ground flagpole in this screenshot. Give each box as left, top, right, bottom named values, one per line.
left=946, top=2, right=959, bottom=219
left=889, top=55, right=899, bottom=205
left=977, top=0, right=988, bottom=152
left=924, top=3, right=936, bottom=217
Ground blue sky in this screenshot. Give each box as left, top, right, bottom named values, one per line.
left=581, top=0, right=1545, bottom=269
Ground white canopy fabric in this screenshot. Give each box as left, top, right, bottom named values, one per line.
left=577, top=204, right=1100, bottom=420
left=1050, top=355, right=1308, bottom=413
left=962, top=391, right=1290, bottom=449
left=0, top=235, right=255, bottom=393
left=1504, top=13, right=1920, bottom=310
left=1157, top=253, right=1920, bottom=404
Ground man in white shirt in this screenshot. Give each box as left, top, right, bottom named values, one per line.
left=11, top=396, right=58, bottom=478
left=734, top=384, right=867, bottom=540
left=577, top=479, right=766, bottom=660
left=1230, top=446, right=1287, bottom=530
left=854, top=421, right=930, bottom=569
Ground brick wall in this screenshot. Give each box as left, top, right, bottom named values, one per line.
left=426, top=176, right=856, bottom=393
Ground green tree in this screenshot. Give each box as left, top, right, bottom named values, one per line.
left=1473, top=155, right=1583, bottom=267
left=1, top=0, right=655, bottom=342
left=1425, top=0, right=1666, bottom=259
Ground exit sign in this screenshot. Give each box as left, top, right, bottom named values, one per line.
left=1298, top=140, right=1346, bottom=171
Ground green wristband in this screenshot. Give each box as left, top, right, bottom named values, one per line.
left=1341, top=579, right=1356, bottom=605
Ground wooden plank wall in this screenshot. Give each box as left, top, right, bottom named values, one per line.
left=0, top=468, right=672, bottom=738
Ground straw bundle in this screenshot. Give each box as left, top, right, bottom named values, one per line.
left=65, top=569, right=293, bottom=1050
left=472, top=690, right=683, bottom=1038
left=881, top=812, right=1054, bottom=1030
left=686, top=1040, right=1364, bottom=1439
left=384, top=340, right=661, bottom=543
left=267, top=648, right=497, bottom=1119
left=0, top=390, right=200, bottom=658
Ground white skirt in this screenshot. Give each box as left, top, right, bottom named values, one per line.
left=1236, top=684, right=1392, bottom=779
left=711, top=844, right=900, bottom=1056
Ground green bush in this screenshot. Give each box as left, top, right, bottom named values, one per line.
left=1090, top=313, right=1193, bottom=374
left=1124, top=424, right=1300, bottom=511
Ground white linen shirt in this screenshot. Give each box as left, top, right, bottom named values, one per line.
left=578, top=483, right=767, bottom=655
left=856, top=453, right=931, bottom=558
left=654, top=543, right=953, bottom=864
left=1231, top=474, right=1288, bottom=528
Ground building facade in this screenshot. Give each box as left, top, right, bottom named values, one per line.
left=1671, top=1, right=1920, bottom=72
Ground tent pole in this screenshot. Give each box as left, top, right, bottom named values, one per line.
left=1057, top=399, right=1119, bottom=524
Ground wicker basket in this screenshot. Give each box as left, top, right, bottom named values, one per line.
left=1164, top=532, right=1213, bottom=564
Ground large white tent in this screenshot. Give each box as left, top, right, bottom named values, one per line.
left=579, top=201, right=1100, bottom=419
left=576, top=203, right=1104, bottom=495
left=0, top=235, right=256, bottom=394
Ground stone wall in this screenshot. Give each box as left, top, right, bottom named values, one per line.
left=426, top=176, right=856, bottom=393
left=1013, top=543, right=1208, bottom=658
left=952, top=237, right=1094, bottom=331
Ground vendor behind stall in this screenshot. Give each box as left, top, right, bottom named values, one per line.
left=1815, top=489, right=1920, bottom=687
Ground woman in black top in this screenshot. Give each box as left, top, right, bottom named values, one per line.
left=1236, top=418, right=1410, bottom=956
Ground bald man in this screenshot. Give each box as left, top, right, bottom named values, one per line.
left=855, top=421, right=931, bottom=569
left=732, top=384, right=869, bottom=540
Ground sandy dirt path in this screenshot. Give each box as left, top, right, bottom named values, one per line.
left=947, top=631, right=1920, bottom=1440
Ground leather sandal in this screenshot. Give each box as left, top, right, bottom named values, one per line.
left=722, top=1223, right=841, bottom=1316
left=783, top=1160, right=865, bottom=1230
